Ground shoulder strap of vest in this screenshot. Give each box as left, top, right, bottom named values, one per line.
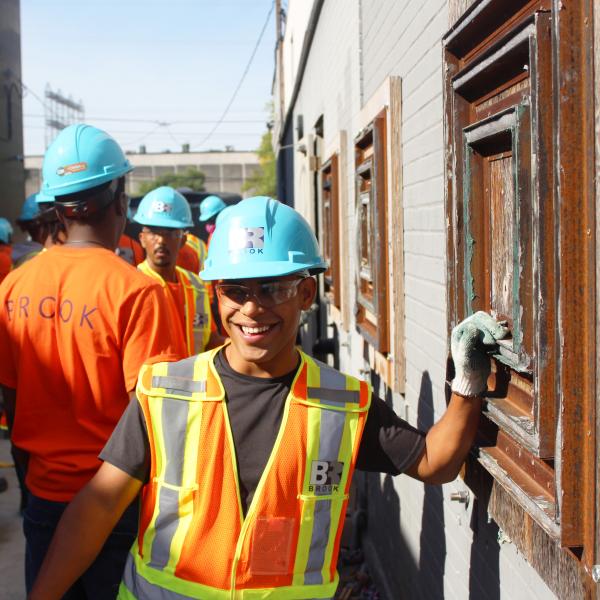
left=137, top=260, right=167, bottom=287
left=292, top=350, right=371, bottom=413
left=136, top=346, right=226, bottom=402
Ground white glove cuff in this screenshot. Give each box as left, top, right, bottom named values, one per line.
left=451, top=371, right=486, bottom=397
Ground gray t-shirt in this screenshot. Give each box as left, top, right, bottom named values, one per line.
left=100, top=349, right=425, bottom=513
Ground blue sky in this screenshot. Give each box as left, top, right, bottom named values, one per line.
left=20, top=0, right=276, bottom=155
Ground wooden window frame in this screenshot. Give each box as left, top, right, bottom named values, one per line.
left=354, top=110, right=390, bottom=354
left=321, top=154, right=342, bottom=309
left=445, top=0, right=596, bottom=585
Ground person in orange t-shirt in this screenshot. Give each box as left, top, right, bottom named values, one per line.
left=0, top=124, right=185, bottom=597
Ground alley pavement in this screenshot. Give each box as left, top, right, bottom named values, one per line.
left=0, top=437, right=25, bottom=599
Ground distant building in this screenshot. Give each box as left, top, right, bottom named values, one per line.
left=25, top=150, right=260, bottom=197
left=0, top=0, right=25, bottom=227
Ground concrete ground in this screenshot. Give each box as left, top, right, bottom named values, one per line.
left=0, top=437, right=25, bottom=599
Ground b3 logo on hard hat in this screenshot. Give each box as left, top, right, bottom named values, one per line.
left=56, top=162, right=88, bottom=176
left=308, top=460, right=344, bottom=493
left=229, top=227, right=265, bottom=254
left=151, top=201, right=172, bottom=213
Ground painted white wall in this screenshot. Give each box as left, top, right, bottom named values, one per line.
left=277, top=1, right=556, bottom=598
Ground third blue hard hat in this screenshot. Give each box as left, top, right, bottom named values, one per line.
left=199, top=195, right=226, bottom=222
left=134, top=186, right=193, bottom=229
left=200, top=196, right=328, bottom=281
left=0, top=218, right=13, bottom=244
left=42, top=124, right=132, bottom=197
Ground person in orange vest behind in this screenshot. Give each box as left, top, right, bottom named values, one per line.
left=30, top=196, right=508, bottom=600
left=0, top=124, right=185, bottom=597
left=116, top=206, right=145, bottom=266
left=134, top=186, right=224, bottom=355
left=0, top=218, right=13, bottom=285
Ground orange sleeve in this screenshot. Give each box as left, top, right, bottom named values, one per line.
left=0, top=284, right=17, bottom=388
left=121, top=284, right=186, bottom=392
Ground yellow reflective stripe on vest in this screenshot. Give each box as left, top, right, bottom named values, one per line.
left=120, top=550, right=339, bottom=599
left=185, top=234, right=207, bottom=271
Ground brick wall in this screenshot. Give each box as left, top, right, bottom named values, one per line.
left=283, top=0, right=555, bottom=597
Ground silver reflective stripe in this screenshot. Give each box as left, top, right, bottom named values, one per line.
left=162, top=398, right=189, bottom=485
left=148, top=486, right=180, bottom=570
left=152, top=376, right=206, bottom=395
left=306, top=387, right=360, bottom=405
left=122, top=552, right=197, bottom=599
left=304, top=378, right=347, bottom=585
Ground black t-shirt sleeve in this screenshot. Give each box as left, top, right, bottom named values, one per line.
left=356, top=394, right=426, bottom=475
left=99, top=397, right=150, bottom=483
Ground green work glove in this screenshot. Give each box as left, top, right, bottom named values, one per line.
left=450, top=311, right=509, bottom=396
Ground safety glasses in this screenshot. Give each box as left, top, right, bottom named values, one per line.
left=215, top=278, right=306, bottom=309
left=141, top=227, right=184, bottom=240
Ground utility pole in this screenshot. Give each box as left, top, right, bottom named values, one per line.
left=275, top=0, right=285, bottom=127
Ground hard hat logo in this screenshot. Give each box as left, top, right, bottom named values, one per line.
left=150, top=200, right=173, bottom=214
left=56, top=162, right=88, bottom=177
left=229, top=227, right=265, bottom=251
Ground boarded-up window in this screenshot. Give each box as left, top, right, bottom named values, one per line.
left=354, top=109, right=389, bottom=354
left=321, top=154, right=341, bottom=309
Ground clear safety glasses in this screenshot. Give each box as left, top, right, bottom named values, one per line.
left=141, top=227, right=184, bottom=240
left=215, top=278, right=306, bottom=309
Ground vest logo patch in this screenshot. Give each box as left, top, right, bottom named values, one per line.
left=308, top=460, right=344, bottom=493
left=229, top=226, right=264, bottom=254
left=193, top=312, right=205, bottom=327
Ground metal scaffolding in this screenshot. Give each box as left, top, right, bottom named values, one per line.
left=44, top=84, right=85, bottom=148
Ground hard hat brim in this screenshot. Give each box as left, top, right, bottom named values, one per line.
left=200, top=260, right=328, bottom=282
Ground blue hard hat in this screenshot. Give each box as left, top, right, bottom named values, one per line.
left=199, top=195, right=226, bottom=222
left=17, top=194, right=41, bottom=222
left=200, top=196, right=328, bottom=281
left=42, top=124, right=133, bottom=197
left=0, top=218, right=13, bottom=244
left=134, top=186, right=193, bottom=229
left=34, top=190, right=54, bottom=205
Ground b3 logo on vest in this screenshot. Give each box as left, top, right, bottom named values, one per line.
left=229, top=227, right=264, bottom=254
left=309, top=460, right=344, bottom=493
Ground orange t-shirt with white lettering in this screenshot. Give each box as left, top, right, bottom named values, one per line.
left=0, top=245, right=185, bottom=501
left=0, top=245, right=12, bottom=285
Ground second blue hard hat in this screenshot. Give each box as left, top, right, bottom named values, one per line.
left=134, top=186, right=193, bottom=229
left=199, top=195, right=226, bottom=222
left=17, top=194, right=41, bottom=223
left=200, top=196, right=328, bottom=281
left=42, top=124, right=133, bottom=198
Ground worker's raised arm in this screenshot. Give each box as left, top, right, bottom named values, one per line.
left=28, top=462, right=142, bottom=600
left=406, top=312, right=509, bottom=484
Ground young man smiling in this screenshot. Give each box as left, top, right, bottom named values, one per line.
left=134, top=186, right=223, bottom=356
left=30, top=196, right=508, bottom=600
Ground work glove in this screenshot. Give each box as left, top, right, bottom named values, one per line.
left=450, top=311, right=509, bottom=397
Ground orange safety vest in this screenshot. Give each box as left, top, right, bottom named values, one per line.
left=138, top=261, right=211, bottom=356
left=185, top=234, right=207, bottom=272
left=119, top=348, right=371, bottom=600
